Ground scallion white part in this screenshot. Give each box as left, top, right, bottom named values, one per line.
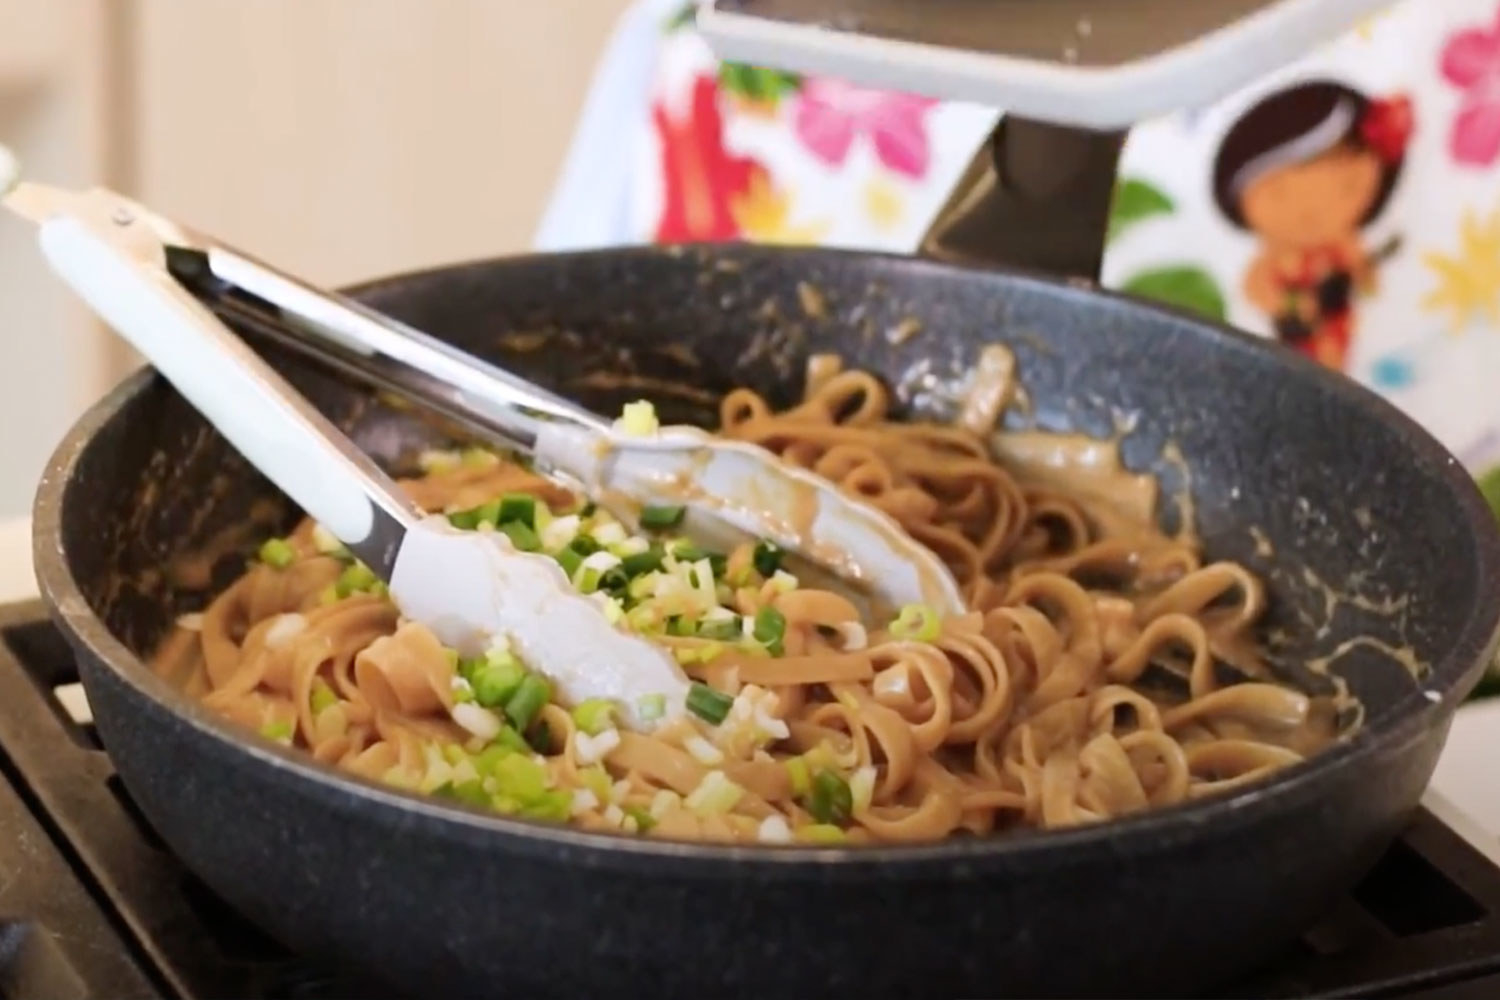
left=650, top=789, right=681, bottom=819
left=592, top=521, right=627, bottom=546
left=573, top=728, right=622, bottom=766
left=835, top=622, right=868, bottom=651
left=850, top=765, right=877, bottom=812
left=757, top=814, right=793, bottom=844
left=685, top=770, right=744, bottom=815
left=542, top=514, right=581, bottom=552
left=451, top=703, right=503, bottom=741
left=684, top=734, right=725, bottom=765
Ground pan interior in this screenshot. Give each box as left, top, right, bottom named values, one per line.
left=51, top=246, right=1497, bottom=777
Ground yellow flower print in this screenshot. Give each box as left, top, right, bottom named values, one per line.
left=1354, top=5, right=1395, bottom=40
left=730, top=171, right=832, bottom=245
left=1422, top=205, right=1500, bottom=333
left=862, top=175, right=905, bottom=233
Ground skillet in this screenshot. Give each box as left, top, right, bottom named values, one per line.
left=31, top=237, right=1500, bottom=998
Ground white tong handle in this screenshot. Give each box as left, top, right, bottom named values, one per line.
left=26, top=190, right=417, bottom=575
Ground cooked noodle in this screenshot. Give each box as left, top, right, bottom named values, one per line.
left=151, top=352, right=1344, bottom=845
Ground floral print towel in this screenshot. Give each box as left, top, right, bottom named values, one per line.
left=538, top=0, right=1500, bottom=517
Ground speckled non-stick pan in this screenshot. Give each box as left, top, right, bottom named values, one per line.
left=32, top=244, right=1500, bottom=998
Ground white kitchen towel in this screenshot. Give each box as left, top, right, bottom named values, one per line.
left=538, top=0, right=1500, bottom=497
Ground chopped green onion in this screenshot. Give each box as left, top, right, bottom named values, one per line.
left=526, top=719, right=553, bottom=754
left=335, top=561, right=379, bottom=598
left=519, top=789, right=572, bottom=821
left=571, top=534, right=601, bottom=556
left=472, top=657, right=527, bottom=708
left=597, top=595, right=625, bottom=624
left=806, top=769, right=853, bottom=825
left=493, top=726, right=530, bottom=754
left=890, top=603, right=941, bottom=642
left=438, top=779, right=490, bottom=808
left=490, top=752, right=549, bottom=802
left=640, top=504, right=687, bottom=531
left=499, top=520, right=541, bottom=552
left=753, top=606, right=787, bottom=655
left=448, top=508, right=481, bottom=530
left=785, top=755, right=811, bottom=797
left=685, top=770, right=744, bottom=815
left=504, top=673, right=552, bottom=731
left=417, top=448, right=461, bottom=474
left=498, top=493, right=538, bottom=529
left=849, top=766, right=876, bottom=812
left=473, top=744, right=513, bottom=776
left=667, top=542, right=726, bottom=577
left=636, top=693, right=667, bottom=723
left=752, top=539, right=784, bottom=577
left=474, top=499, right=504, bottom=525
left=623, top=805, right=656, bottom=832
left=598, top=566, right=630, bottom=593
left=672, top=541, right=708, bottom=562
left=798, top=824, right=847, bottom=844
left=310, top=679, right=339, bottom=715
left=461, top=447, right=499, bottom=468
left=696, top=615, right=742, bottom=641
left=259, top=719, right=293, bottom=742
left=258, top=538, right=296, bottom=569
left=555, top=544, right=585, bottom=578
left=621, top=547, right=665, bottom=577
left=686, top=682, right=734, bottom=725
left=571, top=698, right=617, bottom=736
left=578, top=766, right=612, bottom=801
left=666, top=616, right=695, bottom=637
left=579, top=501, right=597, bottom=518
left=615, top=400, right=660, bottom=437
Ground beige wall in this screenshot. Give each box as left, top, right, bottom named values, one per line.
left=131, top=0, right=632, bottom=284
left=0, top=0, right=632, bottom=516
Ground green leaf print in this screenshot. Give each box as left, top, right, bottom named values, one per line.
left=1121, top=267, right=1226, bottom=322
left=717, top=63, right=803, bottom=105
left=664, top=3, right=697, bottom=32
left=1108, top=178, right=1174, bottom=244
left=1478, top=466, right=1500, bottom=523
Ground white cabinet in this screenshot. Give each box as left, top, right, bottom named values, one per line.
left=0, top=0, right=629, bottom=516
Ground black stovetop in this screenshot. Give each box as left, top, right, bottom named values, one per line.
left=3, top=599, right=1500, bottom=1000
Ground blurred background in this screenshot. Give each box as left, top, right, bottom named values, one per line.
left=0, top=0, right=630, bottom=517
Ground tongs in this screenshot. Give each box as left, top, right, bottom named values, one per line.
left=3, top=178, right=964, bottom=726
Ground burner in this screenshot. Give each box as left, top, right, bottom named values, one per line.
left=1, top=599, right=1500, bottom=999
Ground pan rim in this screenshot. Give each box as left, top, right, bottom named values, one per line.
left=33, top=243, right=1500, bottom=874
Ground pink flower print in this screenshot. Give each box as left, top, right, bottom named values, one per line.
left=1440, top=7, right=1500, bottom=166
left=792, top=79, right=938, bottom=179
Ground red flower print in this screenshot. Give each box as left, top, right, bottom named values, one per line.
left=1360, top=96, right=1414, bottom=163
left=653, top=75, right=764, bottom=242
left=1440, top=6, right=1500, bottom=166
left=792, top=78, right=937, bottom=180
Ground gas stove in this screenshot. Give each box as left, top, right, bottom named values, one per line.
left=2, top=598, right=1500, bottom=999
